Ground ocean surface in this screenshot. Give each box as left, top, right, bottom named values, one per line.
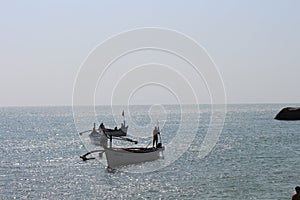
left=1, top=104, right=300, bottom=199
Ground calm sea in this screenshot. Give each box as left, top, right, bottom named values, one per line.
left=1, top=104, right=300, bottom=199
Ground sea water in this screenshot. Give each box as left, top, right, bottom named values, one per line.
left=1, top=104, right=300, bottom=199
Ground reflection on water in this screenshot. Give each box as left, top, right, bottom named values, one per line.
left=1, top=104, right=300, bottom=199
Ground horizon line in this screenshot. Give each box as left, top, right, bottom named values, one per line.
left=1, top=102, right=300, bottom=108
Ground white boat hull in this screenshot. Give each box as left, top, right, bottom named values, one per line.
left=104, top=147, right=164, bottom=168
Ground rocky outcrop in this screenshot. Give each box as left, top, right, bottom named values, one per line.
left=274, top=107, right=300, bottom=120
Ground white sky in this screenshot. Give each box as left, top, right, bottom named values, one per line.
left=1, top=0, right=299, bottom=106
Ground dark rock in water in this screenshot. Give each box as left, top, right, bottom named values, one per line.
left=274, top=107, right=300, bottom=120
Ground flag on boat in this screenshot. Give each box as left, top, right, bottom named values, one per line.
left=122, top=110, right=124, bottom=117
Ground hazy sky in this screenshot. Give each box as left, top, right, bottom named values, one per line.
left=1, top=0, right=299, bottom=106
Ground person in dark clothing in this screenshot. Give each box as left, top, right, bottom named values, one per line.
left=152, top=126, right=159, bottom=148
left=292, top=186, right=300, bottom=200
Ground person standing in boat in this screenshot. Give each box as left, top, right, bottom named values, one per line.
left=152, top=126, right=160, bottom=148
left=99, top=123, right=105, bottom=130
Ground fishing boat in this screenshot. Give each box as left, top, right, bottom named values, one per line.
left=99, top=121, right=128, bottom=137
left=80, top=111, right=128, bottom=146
left=86, top=120, right=131, bottom=146
left=101, top=128, right=164, bottom=168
